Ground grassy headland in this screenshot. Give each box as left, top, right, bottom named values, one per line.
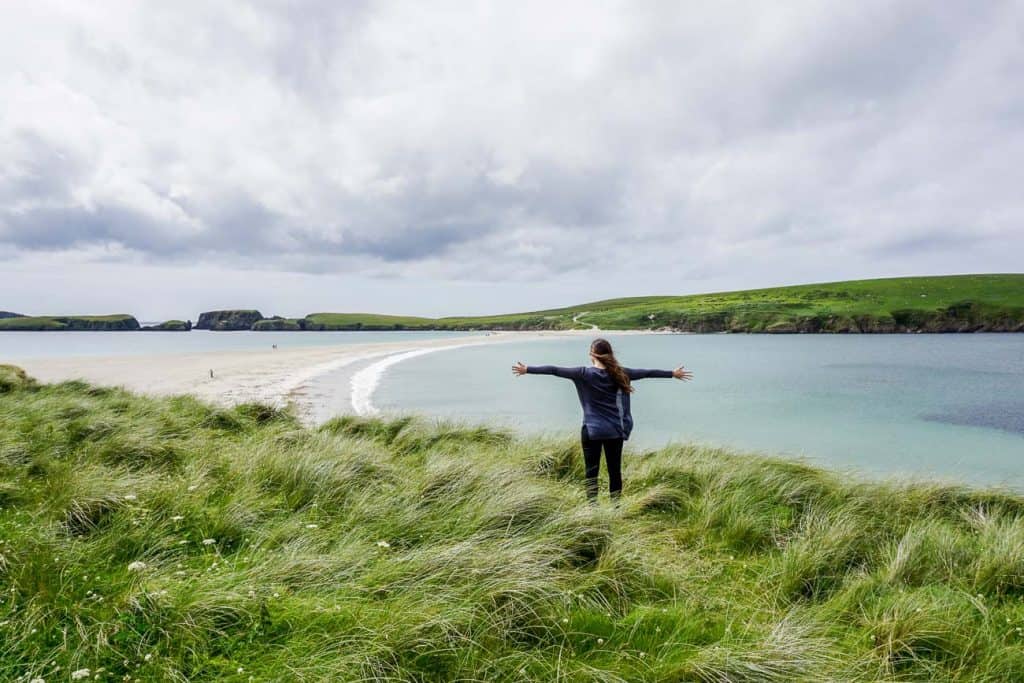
left=140, top=320, right=192, bottom=332
left=3, top=365, right=1024, bottom=681
left=4, top=275, right=1021, bottom=333
left=0, top=314, right=140, bottom=331
left=303, top=274, right=1024, bottom=332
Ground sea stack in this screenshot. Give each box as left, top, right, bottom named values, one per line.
left=194, top=310, right=264, bottom=331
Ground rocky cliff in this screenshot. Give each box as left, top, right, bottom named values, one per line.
left=251, top=317, right=303, bottom=331
left=195, top=310, right=264, bottom=331
left=141, top=320, right=193, bottom=331
left=0, top=315, right=141, bottom=331
left=661, top=302, right=1024, bottom=334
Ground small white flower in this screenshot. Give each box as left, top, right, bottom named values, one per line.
left=144, top=654, right=152, bottom=662
left=237, top=667, right=244, bottom=674
left=71, top=670, right=91, bottom=681
left=178, top=540, right=188, bottom=545
left=123, top=494, right=137, bottom=501
left=202, top=538, right=216, bottom=546
left=170, top=516, right=184, bottom=522
left=305, top=524, right=318, bottom=529
left=30, top=678, right=45, bottom=683
left=187, top=485, right=199, bottom=492
left=561, top=617, right=569, bottom=624
left=127, top=561, right=147, bottom=572
left=376, top=540, right=390, bottom=548
left=597, top=638, right=604, bottom=645
left=273, top=592, right=280, bottom=598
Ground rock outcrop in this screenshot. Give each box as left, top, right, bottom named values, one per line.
left=0, top=315, right=141, bottom=331
left=141, top=320, right=193, bottom=331
left=661, top=302, right=1024, bottom=334
left=251, top=318, right=303, bottom=331
left=195, top=310, right=264, bottom=331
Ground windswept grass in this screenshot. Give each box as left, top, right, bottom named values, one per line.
left=2, top=365, right=1024, bottom=680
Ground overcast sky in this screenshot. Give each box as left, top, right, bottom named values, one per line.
left=1, top=1, right=1022, bottom=319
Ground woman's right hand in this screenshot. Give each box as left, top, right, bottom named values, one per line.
left=673, top=366, right=693, bottom=381
left=512, top=362, right=528, bottom=376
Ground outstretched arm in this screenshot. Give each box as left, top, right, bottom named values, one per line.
left=627, top=366, right=694, bottom=381
left=512, top=363, right=585, bottom=380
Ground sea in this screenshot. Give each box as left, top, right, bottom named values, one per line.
left=3, top=330, right=1022, bottom=488
left=367, top=333, right=1024, bottom=488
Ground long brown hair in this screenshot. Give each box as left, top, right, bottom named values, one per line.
left=590, top=338, right=633, bottom=393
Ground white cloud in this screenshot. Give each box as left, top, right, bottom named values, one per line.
left=0, top=0, right=1021, bottom=315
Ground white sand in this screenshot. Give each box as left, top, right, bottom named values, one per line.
left=13, top=331, right=593, bottom=420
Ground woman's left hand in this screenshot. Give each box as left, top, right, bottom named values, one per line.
left=673, top=366, right=693, bottom=381
left=512, top=362, right=528, bottom=376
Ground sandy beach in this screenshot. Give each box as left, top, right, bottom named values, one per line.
left=12, top=331, right=591, bottom=421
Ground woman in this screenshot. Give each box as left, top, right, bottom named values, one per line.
left=512, top=338, right=692, bottom=503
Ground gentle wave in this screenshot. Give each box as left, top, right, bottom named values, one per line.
left=350, top=344, right=474, bottom=416
left=266, top=350, right=393, bottom=408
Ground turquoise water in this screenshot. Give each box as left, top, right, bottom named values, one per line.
left=376, top=334, right=1024, bottom=488
left=0, top=330, right=479, bottom=359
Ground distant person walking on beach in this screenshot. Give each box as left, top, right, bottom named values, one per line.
left=513, top=338, right=692, bottom=503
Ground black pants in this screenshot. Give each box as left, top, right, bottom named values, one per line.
left=581, top=425, right=624, bottom=502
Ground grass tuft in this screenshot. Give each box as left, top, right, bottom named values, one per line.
left=2, top=369, right=1024, bottom=680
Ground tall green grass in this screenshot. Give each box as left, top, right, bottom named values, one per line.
left=2, top=364, right=1024, bottom=681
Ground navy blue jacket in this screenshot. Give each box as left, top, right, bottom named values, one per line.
left=526, top=365, right=673, bottom=440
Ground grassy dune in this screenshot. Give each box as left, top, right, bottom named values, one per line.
left=306, top=274, right=1024, bottom=332
left=3, top=366, right=1024, bottom=680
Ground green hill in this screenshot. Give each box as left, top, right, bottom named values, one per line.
left=297, top=274, right=1024, bottom=333
left=3, top=366, right=1024, bottom=680
left=0, top=314, right=140, bottom=331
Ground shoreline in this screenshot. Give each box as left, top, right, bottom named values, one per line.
left=8, top=330, right=604, bottom=420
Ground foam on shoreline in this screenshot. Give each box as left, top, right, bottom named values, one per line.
left=350, top=344, right=475, bottom=415
left=11, top=330, right=593, bottom=419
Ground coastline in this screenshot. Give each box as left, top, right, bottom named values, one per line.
left=9, top=330, right=601, bottom=420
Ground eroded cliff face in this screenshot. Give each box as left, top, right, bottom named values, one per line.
left=195, top=310, right=264, bottom=330
left=57, top=316, right=142, bottom=331
left=663, top=302, right=1024, bottom=334
left=141, top=320, right=192, bottom=331
left=251, top=318, right=303, bottom=331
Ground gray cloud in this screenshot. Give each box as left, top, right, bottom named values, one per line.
left=0, top=0, right=1022, bottom=313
